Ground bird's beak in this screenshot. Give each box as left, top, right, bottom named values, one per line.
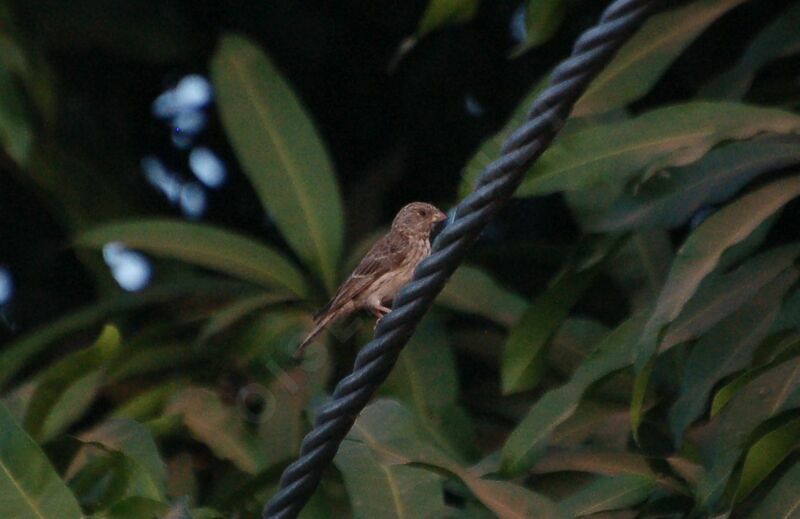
left=430, top=209, right=448, bottom=240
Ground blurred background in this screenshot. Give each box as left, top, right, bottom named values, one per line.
left=2, top=0, right=800, bottom=517
left=4, top=0, right=794, bottom=337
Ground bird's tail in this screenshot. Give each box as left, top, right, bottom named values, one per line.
left=294, top=311, right=338, bottom=358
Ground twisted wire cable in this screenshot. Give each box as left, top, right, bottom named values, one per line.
left=265, top=0, right=659, bottom=516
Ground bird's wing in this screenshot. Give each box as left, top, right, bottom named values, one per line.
left=314, top=231, right=409, bottom=320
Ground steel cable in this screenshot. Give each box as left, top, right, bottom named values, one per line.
left=264, top=0, right=659, bottom=516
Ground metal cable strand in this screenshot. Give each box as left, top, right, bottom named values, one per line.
left=265, top=0, right=659, bottom=516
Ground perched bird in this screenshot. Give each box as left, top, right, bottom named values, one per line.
left=295, top=202, right=447, bottom=357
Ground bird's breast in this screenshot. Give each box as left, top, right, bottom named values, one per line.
left=373, top=237, right=431, bottom=304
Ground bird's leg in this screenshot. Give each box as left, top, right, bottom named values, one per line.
left=371, top=304, right=392, bottom=329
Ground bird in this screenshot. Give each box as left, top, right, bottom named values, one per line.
left=294, top=202, right=448, bottom=357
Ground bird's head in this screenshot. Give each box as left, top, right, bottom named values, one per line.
left=392, top=202, right=448, bottom=237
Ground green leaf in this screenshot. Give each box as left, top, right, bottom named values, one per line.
left=0, top=401, right=83, bottom=518
left=110, top=382, right=185, bottom=423
left=339, top=400, right=561, bottom=519
left=383, top=319, right=457, bottom=411
left=437, top=265, right=527, bottom=326
left=592, top=136, right=800, bottom=231
left=696, top=356, right=800, bottom=510
left=0, top=280, right=242, bottom=390
left=91, top=497, right=168, bottom=519
left=417, top=0, right=479, bottom=37
left=78, top=419, right=167, bottom=500
left=165, top=387, right=268, bottom=474
left=254, top=367, right=314, bottom=467
left=234, top=307, right=311, bottom=361
left=0, top=63, right=33, bottom=166
left=549, top=400, right=628, bottom=450
left=607, top=231, right=672, bottom=312
left=501, top=268, right=596, bottom=394
left=710, top=370, right=755, bottom=418
left=107, top=343, right=195, bottom=383
left=708, top=336, right=800, bottom=417
left=0, top=4, right=57, bottom=123
left=24, top=324, right=121, bottom=442
left=511, top=0, right=566, bottom=55
left=666, top=456, right=705, bottom=488
left=749, top=458, right=800, bottom=518
left=533, top=450, right=658, bottom=481
left=637, top=175, right=800, bottom=370
left=629, top=360, right=653, bottom=443
left=211, top=34, right=343, bottom=292
left=335, top=443, right=449, bottom=519
left=546, top=319, right=610, bottom=377
left=661, top=244, right=800, bottom=351
left=668, top=267, right=798, bottom=442
left=773, top=290, right=800, bottom=334
left=459, top=85, right=545, bottom=198
left=77, top=219, right=308, bottom=297
left=557, top=474, right=656, bottom=517
left=197, top=292, right=289, bottom=344
left=700, top=1, right=800, bottom=99
left=382, top=317, right=472, bottom=459
left=67, top=448, right=161, bottom=513
left=463, top=479, right=562, bottom=519
left=573, top=0, right=748, bottom=116
left=501, top=314, right=645, bottom=476
left=733, top=416, right=800, bottom=504
left=517, top=102, right=800, bottom=197
left=165, top=504, right=224, bottom=519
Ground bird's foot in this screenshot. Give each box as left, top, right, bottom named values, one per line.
left=372, top=305, right=392, bottom=329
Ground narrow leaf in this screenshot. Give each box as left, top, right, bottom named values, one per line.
left=417, top=0, right=479, bottom=37
left=77, top=219, right=308, bottom=297
left=733, top=416, right=800, bottom=504
left=502, top=268, right=596, bottom=394
left=557, top=474, right=656, bottom=517
left=573, top=0, right=747, bottom=116
left=533, top=450, right=656, bottom=480
left=668, top=267, right=798, bottom=442
left=661, top=244, right=800, bottom=350
left=165, top=387, right=268, bottom=474
left=382, top=318, right=471, bottom=458
left=197, top=292, right=289, bottom=344
left=92, top=497, right=169, bottom=519
left=24, top=325, right=121, bottom=442
left=637, top=175, right=800, bottom=370
left=459, top=86, right=545, bottom=198
left=0, top=281, right=244, bottom=389
left=749, top=459, right=800, bottom=518
left=212, top=34, right=343, bottom=292
left=700, top=1, right=800, bottom=99
left=437, top=265, right=527, bottom=326
left=0, top=401, right=83, bottom=518
left=593, top=136, right=800, bottom=231
left=697, top=356, right=800, bottom=509
left=78, top=420, right=167, bottom=500
left=501, top=314, right=645, bottom=476
left=0, top=64, right=33, bottom=166
left=629, top=360, right=653, bottom=443
left=549, top=400, right=628, bottom=450
left=518, top=102, right=800, bottom=197
left=511, top=0, right=566, bottom=54
left=335, top=443, right=449, bottom=519
left=341, top=400, right=560, bottom=519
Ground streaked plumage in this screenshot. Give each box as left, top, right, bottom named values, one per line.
left=295, top=202, right=447, bottom=357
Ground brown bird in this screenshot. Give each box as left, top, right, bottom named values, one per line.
left=295, top=202, right=447, bottom=357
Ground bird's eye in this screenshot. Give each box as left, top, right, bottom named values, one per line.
left=418, top=209, right=427, bottom=216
